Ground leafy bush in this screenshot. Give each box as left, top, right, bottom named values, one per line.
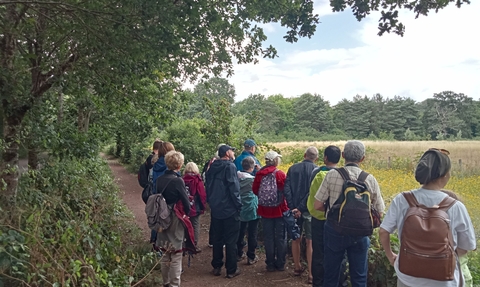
left=0, top=157, right=157, bottom=286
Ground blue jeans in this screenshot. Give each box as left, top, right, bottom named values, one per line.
left=262, top=217, right=287, bottom=269
left=324, top=221, right=370, bottom=287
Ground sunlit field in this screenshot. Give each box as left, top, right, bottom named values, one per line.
left=268, top=140, right=480, bottom=234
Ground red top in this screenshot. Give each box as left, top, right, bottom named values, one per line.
left=252, top=165, right=288, bottom=218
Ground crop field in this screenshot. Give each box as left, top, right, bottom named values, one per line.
left=268, top=140, right=480, bottom=234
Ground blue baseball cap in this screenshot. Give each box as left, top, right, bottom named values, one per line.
left=244, top=139, right=257, bottom=147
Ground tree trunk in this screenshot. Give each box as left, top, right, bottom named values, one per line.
left=1, top=112, right=25, bottom=217
left=58, top=92, right=64, bottom=124
left=27, top=142, right=39, bottom=170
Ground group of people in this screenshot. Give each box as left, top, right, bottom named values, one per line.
left=142, top=138, right=476, bottom=287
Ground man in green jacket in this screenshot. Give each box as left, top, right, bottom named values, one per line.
left=307, top=145, right=342, bottom=287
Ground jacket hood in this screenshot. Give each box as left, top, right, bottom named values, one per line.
left=153, top=156, right=167, bottom=172
left=237, top=171, right=254, bottom=179
left=256, top=165, right=277, bottom=176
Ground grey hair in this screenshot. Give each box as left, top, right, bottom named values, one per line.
left=265, top=157, right=281, bottom=167
left=305, top=146, right=319, bottom=161
left=343, top=140, right=365, bottom=163
left=241, top=156, right=255, bottom=171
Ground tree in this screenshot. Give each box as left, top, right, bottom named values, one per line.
left=293, top=93, right=333, bottom=133
left=331, top=0, right=471, bottom=36
left=0, top=0, right=319, bottom=211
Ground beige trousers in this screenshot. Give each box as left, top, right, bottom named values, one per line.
left=161, top=252, right=183, bottom=287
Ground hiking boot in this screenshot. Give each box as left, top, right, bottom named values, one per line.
left=237, top=252, right=246, bottom=262
left=212, top=267, right=221, bottom=276
left=247, top=256, right=259, bottom=265
left=226, top=268, right=241, bottom=279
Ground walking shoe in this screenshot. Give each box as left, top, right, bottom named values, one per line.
left=276, top=266, right=285, bottom=271
left=237, top=252, right=246, bottom=262
left=208, top=244, right=213, bottom=248
left=212, top=267, right=221, bottom=276
left=247, top=256, right=259, bottom=265
left=226, top=268, right=241, bottom=279
left=266, top=266, right=276, bottom=272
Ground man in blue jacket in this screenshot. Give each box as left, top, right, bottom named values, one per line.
left=284, top=146, right=318, bottom=283
left=206, top=145, right=242, bottom=279
left=234, top=139, right=261, bottom=175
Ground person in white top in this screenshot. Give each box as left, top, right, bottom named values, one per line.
left=379, top=148, right=476, bottom=287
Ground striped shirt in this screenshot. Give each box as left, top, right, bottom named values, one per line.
left=314, top=165, right=385, bottom=218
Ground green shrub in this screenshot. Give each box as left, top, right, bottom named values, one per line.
left=0, top=157, right=157, bottom=286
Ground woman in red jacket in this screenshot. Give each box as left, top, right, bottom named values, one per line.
left=182, top=162, right=207, bottom=252
left=252, top=151, right=288, bottom=272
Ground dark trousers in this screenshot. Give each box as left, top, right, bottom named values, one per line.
left=262, top=217, right=287, bottom=269
left=312, top=218, right=348, bottom=287
left=209, top=215, right=214, bottom=245
left=211, top=215, right=241, bottom=275
left=236, top=219, right=259, bottom=260
left=312, top=218, right=325, bottom=287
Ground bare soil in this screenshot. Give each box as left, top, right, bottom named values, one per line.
left=106, top=156, right=312, bottom=287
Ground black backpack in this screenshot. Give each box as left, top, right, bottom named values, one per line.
left=327, top=167, right=381, bottom=236
left=138, top=162, right=149, bottom=188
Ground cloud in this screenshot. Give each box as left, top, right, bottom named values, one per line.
left=229, top=1, right=480, bottom=104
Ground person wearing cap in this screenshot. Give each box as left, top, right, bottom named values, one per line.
left=205, top=145, right=242, bottom=279
left=379, top=148, right=476, bottom=287
left=252, top=150, right=288, bottom=272
left=283, top=146, right=319, bottom=282
left=314, top=140, right=385, bottom=287
left=234, top=139, right=261, bottom=175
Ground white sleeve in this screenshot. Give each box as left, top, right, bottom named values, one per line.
left=380, top=194, right=402, bottom=234
left=452, top=202, right=477, bottom=251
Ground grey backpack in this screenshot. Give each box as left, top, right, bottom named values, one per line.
left=145, top=178, right=173, bottom=232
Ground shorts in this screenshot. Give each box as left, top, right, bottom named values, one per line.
left=296, top=212, right=312, bottom=240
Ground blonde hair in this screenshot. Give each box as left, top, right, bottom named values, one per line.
left=165, top=150, right=184, bottom=170
left=184, top=162, right=200, bottom=175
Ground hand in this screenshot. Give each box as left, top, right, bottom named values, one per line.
left=255, top=164, right=260, bottom=171
left=387, top=253, right=397, bottom=266
left=292, top=209, right=301, bottom=218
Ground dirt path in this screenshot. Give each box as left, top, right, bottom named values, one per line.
left=106, top=156, right=311, bottom=287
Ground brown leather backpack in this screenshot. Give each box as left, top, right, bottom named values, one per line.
left=399, top=192, right=457, bottom=281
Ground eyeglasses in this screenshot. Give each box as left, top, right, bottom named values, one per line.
left=428, top=148, right=450, bottom=155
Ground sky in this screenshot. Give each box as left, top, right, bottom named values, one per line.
left=227, top=0, right=480, bottom=105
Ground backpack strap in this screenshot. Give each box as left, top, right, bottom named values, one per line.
left=402, top=191, right=421, bottom=208
left=357, top=171, right=369, bottom=184
left=438, top=195, right=457, bottom=211
left=335, top=167, right=351, bottom=181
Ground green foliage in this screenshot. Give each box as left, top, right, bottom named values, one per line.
left=367, top=230, right=399, bottom=286
left=165, top=119, right=211, bottom=165
left=0, top=157, right=156, bottom=286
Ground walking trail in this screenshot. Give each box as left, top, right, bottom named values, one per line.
left=107, top=156, right=311, bottom=287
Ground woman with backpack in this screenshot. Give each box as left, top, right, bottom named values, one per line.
left=155, top=150, right=196, bottom=287
left=252, top=151, right=288, bottom=272
left=379, top=148, right=476, bottom=287
left=150, top=141, right=175, bottom=247
left=182, top=162, right=207, bottom=252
